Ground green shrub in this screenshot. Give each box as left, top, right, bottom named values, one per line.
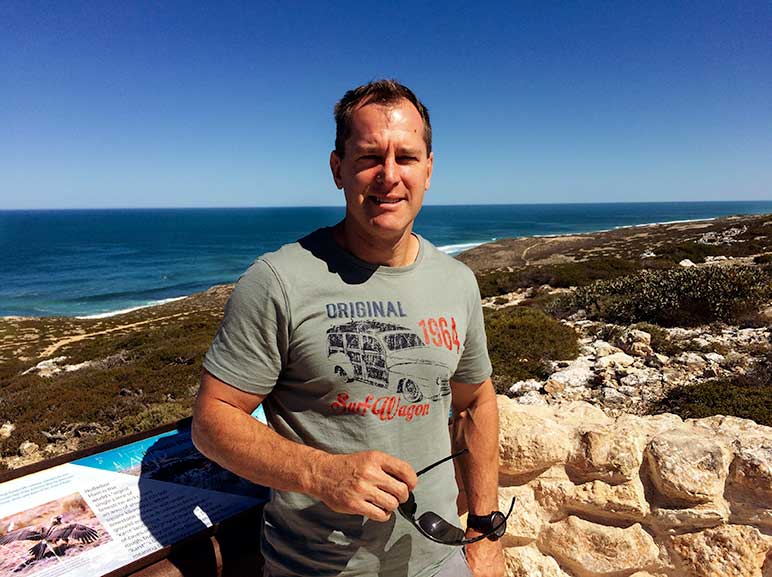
left=656, top=242, right=722, bottom=264
left=477, top=257, right=641, bottom=298
left=551, top=265, right=771, bottom=327
left=484, top=306, right=579, bottom=394
left=657, top=351, right=772, bottom=425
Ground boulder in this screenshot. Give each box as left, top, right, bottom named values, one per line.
left=595, top=352, right=636, bottom=370
left=18, top=441, right=39, bottom=457
left=620, top=329, right=654, bottom=357
left=669, top=524, right=770, bottom=577
left=567, top=478, right=650, bottom=522
left=496, top=486, right=544, bottom=545
left=679, top=259, right=697, bottom=267
left=545, top=357, right=594, bottom=390
left=498, top=398, right=574, bottom=476
left=508, top=379, right=542, bottom=396
left=538, top=516, right=662, bottom=577
left=676, top=352, right=708, bottom=370
left=0, top=422, right=14, bottom=440
left=593, top=340, right=622, bottom=357
left=646, top=430, right=730, bottom=505
left=503, top=545, right=571, bottom=577
left=568, top=426, right=646, bottom=483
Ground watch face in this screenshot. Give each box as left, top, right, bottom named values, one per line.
left=491, top=511, right=507, bottom=539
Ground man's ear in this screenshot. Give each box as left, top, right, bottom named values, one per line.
left=424, top=152, right=434, bottom=191
left=330, top=150, right=343, bottom=190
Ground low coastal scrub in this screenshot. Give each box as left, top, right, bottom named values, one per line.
left=654, top=242, right=722, bottom=264
left=657, top=351, right=772, bottom=426
left=550, top=265, right=771, bottom=327
left=484, top=306, right=579, bottom=394
left=477, top=257, right=641, bottom=298
left=0, top=314, right=220, bottom=457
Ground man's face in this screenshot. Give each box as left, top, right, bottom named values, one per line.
left=330, top=98, right=433, bottom=242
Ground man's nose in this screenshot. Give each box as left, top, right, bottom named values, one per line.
left=379, top=156, right=399, bottom=188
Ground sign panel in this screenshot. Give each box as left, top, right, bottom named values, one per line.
left=0, top=408, right=268, bottom=577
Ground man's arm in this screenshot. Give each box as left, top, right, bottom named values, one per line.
left=450, top=377, right=504, bottom=577
left=191, top=370, right=417, bottom=522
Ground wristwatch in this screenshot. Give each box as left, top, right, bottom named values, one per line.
left=466, top=510, right=508, bottom=541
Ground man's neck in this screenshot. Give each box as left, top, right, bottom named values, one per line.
left=333, top=221, right=419, bottom=267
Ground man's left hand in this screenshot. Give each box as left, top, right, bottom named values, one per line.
left=464, top=536, right=505, bottom=577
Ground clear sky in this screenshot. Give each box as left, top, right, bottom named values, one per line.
left=2, top=1, right=770, bottom=209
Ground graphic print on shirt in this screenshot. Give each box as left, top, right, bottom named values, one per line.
left=325, top=319, right=452, bottom=404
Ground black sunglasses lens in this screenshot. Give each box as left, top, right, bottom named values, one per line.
left=399, top=493, right=417, bottom=517
left=417, top=512, right=465, bottom=544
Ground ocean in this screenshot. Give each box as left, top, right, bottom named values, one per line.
left=1, top=201, right=770, bottom=318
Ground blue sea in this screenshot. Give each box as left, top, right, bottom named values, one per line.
left=1, top=201, right=770, bottom=318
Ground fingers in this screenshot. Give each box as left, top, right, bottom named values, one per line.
left=312, top=450, right=418, bottom=522
left=379, top=454, right=418, bottom=492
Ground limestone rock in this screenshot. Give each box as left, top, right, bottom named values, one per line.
left=679, top=258, right=696, bottom=267
left=677, top=352, right=707, bottom=370
left=595, top=352, right=635, bottom=370
left=546, top=357, right=595, bottom=390
left=652, top=499, right=730, bottom=530
left=516, top=391, right=548, bottom=406
left=498, top=398, right=574, bottom=476
left=593, top=340, right=621, bottom=357
left=567, top=478, right=650, bottom=522
left=503, top=544, right=571, bottom=577
left=568, top=426, right=646, bottom=483
left=726, top=441, right=772, bottom=527
left=544, top=379, right=565, bottom=394
left=669, top=524, right=770, bottom=577
left=0, top=422, right=14, bottom=440
left=18, top=441, right=39, bottom=457
left=555, top=401, right=614, bottom=428
left=508, top=379, right=542, bottom=397
left=646, top=430, right=729, bottom=505
left=538, top=516, right=662, bottom=577
left=497, top=486, right=544, bottom=545
left=620, top=329, right=654, bottom=357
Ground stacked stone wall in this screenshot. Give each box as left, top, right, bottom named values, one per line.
left=493, top=396, right=772, bottom=577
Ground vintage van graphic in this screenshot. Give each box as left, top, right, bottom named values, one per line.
left=326, top=320, right=451, bottom=403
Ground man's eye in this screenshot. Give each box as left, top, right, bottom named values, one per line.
left=397, top=156, right=417, bottom=163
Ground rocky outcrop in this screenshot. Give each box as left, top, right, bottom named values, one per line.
left=503, top=322, right=771, bottom=417
left=492, top=397, right=772, bottom=577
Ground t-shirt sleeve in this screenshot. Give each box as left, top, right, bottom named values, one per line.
left=451, top=270, right=492, bottom=384
left=203, top=259, right=289, bottom=395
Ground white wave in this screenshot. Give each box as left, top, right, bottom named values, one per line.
left=75, top=296, right=187, bottom=319
left=614, top=217, right=717, bottom=230
left=437, top=241, right=489, bottom=255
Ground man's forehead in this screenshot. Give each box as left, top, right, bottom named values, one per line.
left=347, top=100, right=425, bottom=147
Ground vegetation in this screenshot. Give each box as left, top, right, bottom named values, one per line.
left=484, top=306, right=579, bottom=394
left=551, top=265, right=771, bottom=327
left=0, top=312, right=221, bottom=457
left=477, top=257, right=641, bottom=298
left=654, top=242, right=722, bottom=264
left=657, top=351, right=772, bottom=426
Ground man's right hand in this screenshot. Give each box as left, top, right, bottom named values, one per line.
left=310, top=451, right=417, bottom=522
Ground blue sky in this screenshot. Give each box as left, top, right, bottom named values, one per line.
left=1, top=1, right=770, bottom=209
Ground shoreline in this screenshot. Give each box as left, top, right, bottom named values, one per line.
left=2, top=212, right=769, bottom=321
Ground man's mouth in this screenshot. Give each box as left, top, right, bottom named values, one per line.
left=370, top=196, right=404, bottom=205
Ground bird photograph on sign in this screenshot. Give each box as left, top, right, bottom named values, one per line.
left=0, top=493, right=109, bottom=575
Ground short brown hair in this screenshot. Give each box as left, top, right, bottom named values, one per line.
left=333, top=79, right=432, bottom=158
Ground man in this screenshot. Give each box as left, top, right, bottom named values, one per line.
left=192, top=80, right=504, bottom=577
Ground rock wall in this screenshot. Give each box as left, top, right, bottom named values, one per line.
left=494, top=396, right=772, bottom=577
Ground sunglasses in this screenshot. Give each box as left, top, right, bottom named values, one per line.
left=398, top=448, right=516, bottom=546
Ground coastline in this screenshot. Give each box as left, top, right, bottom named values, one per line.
left=2, top=212, right=763, bottom=321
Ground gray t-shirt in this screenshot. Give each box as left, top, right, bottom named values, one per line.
left=204, top=227, right=492, bottom=577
